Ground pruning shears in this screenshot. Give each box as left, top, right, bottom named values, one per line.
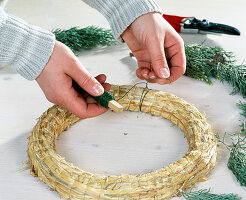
left=163, top=14, right=240, bottom=36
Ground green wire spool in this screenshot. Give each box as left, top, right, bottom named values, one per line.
left=72, top=80, right=122, bottom=112
left=92, top=91, right=115, bottom=108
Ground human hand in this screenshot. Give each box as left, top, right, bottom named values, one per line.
left=36, top=41, right=110, bottom=118
left=122, top=12, right=186, bottom=84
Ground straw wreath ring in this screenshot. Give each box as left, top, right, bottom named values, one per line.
left=27, top=85, right=217, bottom=199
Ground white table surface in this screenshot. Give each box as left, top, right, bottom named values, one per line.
left=0, top=0, right=246, bottom=199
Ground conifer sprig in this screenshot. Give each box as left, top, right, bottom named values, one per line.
left=182, top=188, right=241, bottom=200
left=53, top=26, right=118, bottom=53
left=184, top=45, right=246, bottom=98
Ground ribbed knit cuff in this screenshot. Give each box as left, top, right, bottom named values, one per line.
left=0, top=8, right=55, bottom=80
left=82, top=0, right=163, bottom=41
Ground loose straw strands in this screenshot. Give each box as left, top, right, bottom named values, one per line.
left=27, top=85, right=217, bottom=199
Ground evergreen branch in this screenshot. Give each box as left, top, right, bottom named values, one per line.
left=239, top=123, right=246, bottom=136
left=185, top=45, right=246, bottom=98
left=53, top=26, right=118, bottom=53
left=216, top=132, right=246, bottom=186
left=228, top=148, right=246, bottom=187
left=237, top=102, right=246, bottom=118
left=182, top=188, right=241, bottom=200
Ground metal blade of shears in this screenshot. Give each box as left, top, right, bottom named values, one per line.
left=163, top=14, right=240, bottom=36
left=197, top=21, right=240, bottom=35
left=182, top=17, right=240, bottom=35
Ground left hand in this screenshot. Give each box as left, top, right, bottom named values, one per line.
left=36, top=41, right=110, bottom=119
left=121, top=12, right=186, bottom=84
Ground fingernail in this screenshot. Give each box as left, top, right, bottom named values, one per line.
left=150, top=75, right=156, bottom=79
left=160, top=68, right=170, bottom=78
left=93, top=84, right=104, bottom=95
left=143, top=73, right=149, bottom=79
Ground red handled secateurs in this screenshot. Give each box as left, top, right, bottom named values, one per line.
left=163, top=14, right=240, bottom=35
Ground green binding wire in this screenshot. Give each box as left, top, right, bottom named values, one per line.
left=115, top=78, right=159, bottom=111
left=93, top=91, right=114, bottom=108
left=72, top=80, right=115, bottom=108
left=72, top=78, right=158, bottom=110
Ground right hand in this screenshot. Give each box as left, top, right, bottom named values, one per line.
left=122, top=12, right=186, bottom=84
left=36, top=41, right=110, bottom=119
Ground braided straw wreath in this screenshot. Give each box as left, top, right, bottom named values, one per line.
left=27, top=85, right=217, bottom=199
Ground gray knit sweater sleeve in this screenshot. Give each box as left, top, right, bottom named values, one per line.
left=0, top=7, right=55, bottom=80
left=0, top=1, right=161, bottom=80
left=82, top=0, right=163, bottom=40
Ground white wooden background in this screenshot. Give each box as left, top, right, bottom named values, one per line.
left=0, top=0, right=245, bottom=199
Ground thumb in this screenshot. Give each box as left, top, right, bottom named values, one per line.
left=67, top=61, right=104, bottom=97
left=146, top=38, right=170, bottom=79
